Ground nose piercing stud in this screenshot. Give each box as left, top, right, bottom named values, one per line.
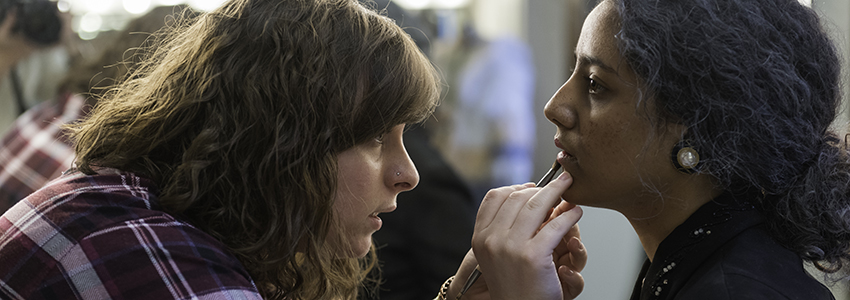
left=396, top=172, right=401, bottom=176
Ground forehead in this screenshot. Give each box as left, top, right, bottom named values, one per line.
left=576, top=1, right=623, bottom=69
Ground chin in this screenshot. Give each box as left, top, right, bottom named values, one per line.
left=347, top=236, right=373, bottom=258
left=562, top=189, right=586, bottom=205
left=562, top=189, right=598, bottom=207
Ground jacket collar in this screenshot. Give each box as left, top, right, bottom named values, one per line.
left=631, top=192, right=762, bottom=300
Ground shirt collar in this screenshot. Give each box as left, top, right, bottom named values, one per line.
left=633, top=192, right=762, bottom=300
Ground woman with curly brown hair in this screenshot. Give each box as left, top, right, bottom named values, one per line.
left=0, top=0, right=587, bottom=299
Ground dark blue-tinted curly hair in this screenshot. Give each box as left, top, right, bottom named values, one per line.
left=614, top=0, right=850, bottom=275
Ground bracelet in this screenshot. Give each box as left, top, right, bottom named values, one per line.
left=435, top=275, right=455, bottom=300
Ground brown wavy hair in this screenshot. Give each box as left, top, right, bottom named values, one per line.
left=65, top=0, right=440, bottom=298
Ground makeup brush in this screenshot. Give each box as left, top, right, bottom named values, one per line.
left=535, top=160, right=562, bottom=189
left=454, top=160, right=562, bottom=300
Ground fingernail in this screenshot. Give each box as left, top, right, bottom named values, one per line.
left=558, top=171, right=571, bottom=181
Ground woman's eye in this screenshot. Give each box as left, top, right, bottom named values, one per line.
left=374, top=133, right=385, bottom=144
left=588, top=78, right=603, bottom=94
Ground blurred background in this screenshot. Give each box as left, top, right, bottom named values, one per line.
left=1, top=0, right=848, bottom=299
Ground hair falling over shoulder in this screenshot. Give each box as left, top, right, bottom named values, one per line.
left=65, top=0, right=440, bottom=298
left=612, top=0, right=850, bottom=281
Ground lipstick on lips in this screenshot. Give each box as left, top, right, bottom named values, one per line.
left=554, top=138, right=575, bottom=166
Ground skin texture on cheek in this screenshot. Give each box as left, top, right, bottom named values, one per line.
left=327, top=124, right=414, bottom=258
left=330, top=145, right=379, bottom=258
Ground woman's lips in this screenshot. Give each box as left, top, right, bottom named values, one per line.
left=369, top=214, right=382, bottom=230
left=557, top=150, right=575, bottom=165
left=369, top=205, right=396, bottom=231
left=554, top=138, right=575, bottom=164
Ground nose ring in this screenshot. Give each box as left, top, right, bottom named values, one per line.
left=396, top=172, right=401, bottom=176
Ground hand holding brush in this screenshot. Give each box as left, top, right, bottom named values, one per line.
left=447, top=160, right=586, bottom=300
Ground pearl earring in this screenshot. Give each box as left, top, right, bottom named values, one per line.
left=672, top=140, right=700, bottom=174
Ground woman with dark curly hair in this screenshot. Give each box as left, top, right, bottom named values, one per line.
left=475, top=0, right=848, bottom=299
left=0, top=0, right=588, bottom=299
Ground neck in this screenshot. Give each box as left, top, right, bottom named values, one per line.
left=621, top=174, right=721, bottom=262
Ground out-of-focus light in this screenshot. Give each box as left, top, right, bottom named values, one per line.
left=432, top=0, right=469, bottom=9
left=394, top=0, right=430, bottom=10
left=188, top=0, right=226, bottom=11
left=157, top=0, right=185, bottom=6
left=798, top=0, right=811, bottom=7
left=79, top=13, right=103, bottom=32
left=57, top=0, right=71, bottom=12
left=83, top=0, right=113, bottom=13
left=124, top=0, right=151, bottom=14
left=108, top=19, right=126, bottom=30
left=78, top=30, right=99, bottom=40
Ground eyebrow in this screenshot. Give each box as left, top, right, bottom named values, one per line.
left=575, top=52, right=618, bottom=74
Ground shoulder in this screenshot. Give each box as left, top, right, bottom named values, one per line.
left=77, top=214, right=262, bottom=299
left=676, top=226, right=834, bottom=300
left=0, top=171, right=262, bottom=299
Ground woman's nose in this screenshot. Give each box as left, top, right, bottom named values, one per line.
left=391, top=147, right=419, bottom=192
left=544, top=80, right=578, bottom=129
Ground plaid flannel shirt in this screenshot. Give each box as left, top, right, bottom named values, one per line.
left=0, top=169, right=263, bottom=299
left=0, top=93, right=82, bottom=213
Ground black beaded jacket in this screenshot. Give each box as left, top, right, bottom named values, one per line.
left=630, top=192, right=835, bottom=300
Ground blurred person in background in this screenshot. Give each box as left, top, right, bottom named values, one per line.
left=432, top=11, right=536, bottom=200
left=0, top=0, right=70, bottom=134
left=0, top=5, right=195, bottom=212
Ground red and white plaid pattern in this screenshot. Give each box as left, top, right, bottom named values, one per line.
left=0, top=170, right=263, bottom=299
left=0, top=93, right=82, bottom=213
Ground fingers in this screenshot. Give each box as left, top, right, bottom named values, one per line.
left=475, top=183, right=534, bottom=229
left=559, top=265, right=585, bottom=299
left=475, top=172, right=577, bottom=259
left=553, top=201, right=577, bottom=222
left=512, top=172, right=573, bottom=235
left=469, top=172, right=584, bottom=300
left=567, top=236, right=587, bottom=272
left=535, top=205, right=583, bottom=252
